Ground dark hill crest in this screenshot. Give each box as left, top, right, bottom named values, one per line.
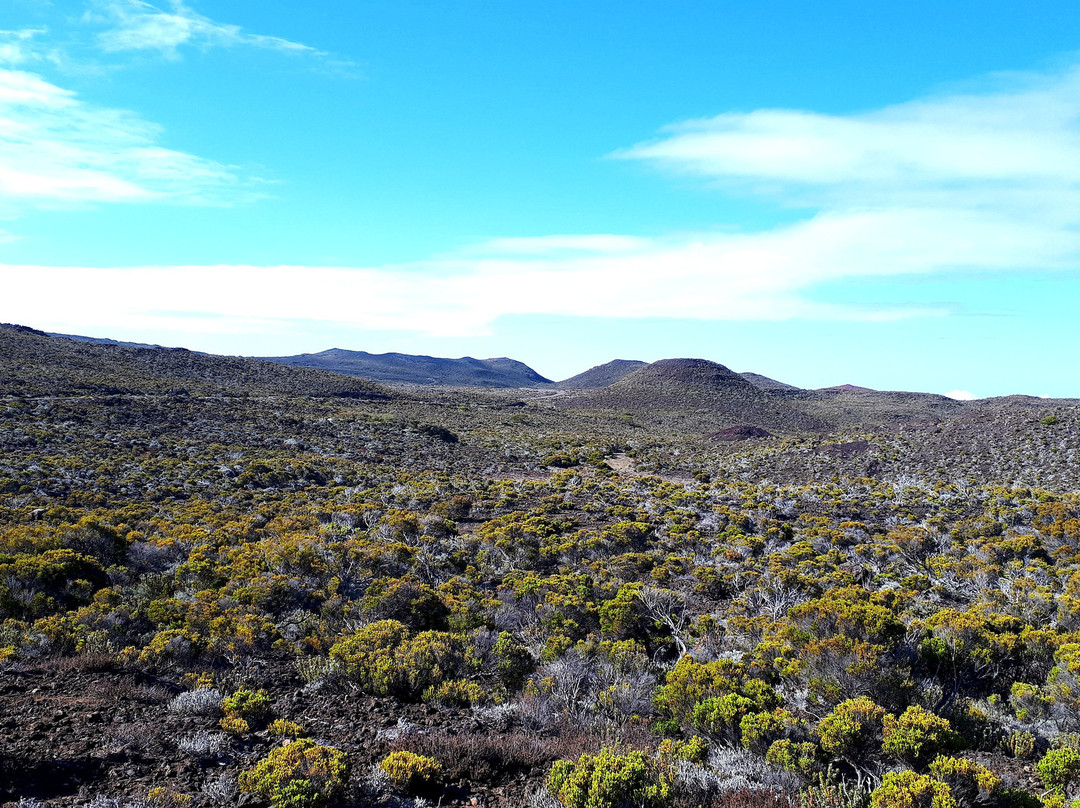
left=556, top=359, right=648, bottom=389
left=260, top=348, right=552, bottom=387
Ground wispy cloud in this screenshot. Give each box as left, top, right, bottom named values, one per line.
left=85, top=0, right=352, bottom=71
left=0, top=67, right=254, bottom=208
left=618, top=67, right=1080, bottom=208
left=5, top=61, right=1080, bottom=346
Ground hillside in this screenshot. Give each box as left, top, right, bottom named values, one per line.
left=556, top=359, right=648, bottom=388
left=0, top=325, right=389, bottom=399
left=260, top=347, right=552, bottom=387
left=4, top=327, right=1080, bottom=808
left=739, top=371, right=800, bottom=391
left=556, top=358, right=830, bottom=433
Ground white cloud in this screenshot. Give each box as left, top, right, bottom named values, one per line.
left=0, top=66, right=253, bottom=208
left=5, top=59, right=1080, bottom=345
left=0, top=28, right=49, bottom=66
left=86, top=0, right=343, bottom=66
left=617, top=66, right=1080, bottom=285
left=945, top=390, right=977, bottom=401
left=619, top=67, right=1080, bottom=200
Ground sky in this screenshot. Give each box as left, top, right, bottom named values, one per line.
left=2, top=1, right=1080, bottom=397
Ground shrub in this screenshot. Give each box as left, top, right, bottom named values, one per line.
left=380, top=751, right=442, bottom=795
left=268, top=719, right=306, bottom=738
left=546, top=748, right=671, bottom=808
left=1036, top=747, right=1080, bottom=795
left=167, top=688, right=222, bottom=716
left=219, top=715, right=250, bottom=735
left=222, top=688, right=272, bottom=729
left=329, top=619, right=410, bottom=694
left=741, top=709, right=796, bottom=755
left=882, top=706, right=958, bottom=767
left=869, top=770, right=956, bottom=808
left=238, top=739, right=348, bottom=808
left=927, top=755, right=1001, bottom=806
left=817, top=697, right=886, bottom=763
left=1002, top=730, right=1036, bottom=760
left=766, top=739, right=817, bottom=778
left=177, top=730, right=227, bottom=759
left=423, top=678, right=485, bottom=706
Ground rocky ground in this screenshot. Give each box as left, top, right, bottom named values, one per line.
left=0, top=656, right=596, bottom=807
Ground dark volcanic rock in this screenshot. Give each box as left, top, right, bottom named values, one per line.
left=710, top=425, right=774, bottom=441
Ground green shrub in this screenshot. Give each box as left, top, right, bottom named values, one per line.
left=817, top=697, right=887, bottom=762
left=380, top=750, right=442, bottom=795
left=1036, top=747, right=1080, bottom=795
left=928, top=755, right=1001, bottom=806
left=423, top=678, right=485, bottom=706
left=1002, top=730, right=1037, bottom=760
left=268, top=719, right=306, bottom=738
left=766, top=739, right=818, bottom=778
left=238, top=739, right=348, bottom=808
left=882, top=706, right=958, bottom=766
left=869, top=770, right=956, bottom=808
left=328, top=619, right=409, bottom=696
left=222, top=687, right=272, bottom=730
left=741, top=708, right=796, bottom=754
left=547, top=748, right=671, bottom=808
left=328, top=621, right=463, bottom=699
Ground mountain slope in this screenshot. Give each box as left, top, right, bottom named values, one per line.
left=261, top=348, right=552, bottom=387
left=557, top=358, right=829, bottom=432
left=556, top=359, right=648, bottom=389
left=740, top=372, right=801, bottom=391
left=0, top=325, right=389, bottom=399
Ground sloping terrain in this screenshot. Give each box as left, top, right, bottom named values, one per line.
left=555, top=358, right=830, bottom=433
left=4, top=326, right=1080, bottom=808
left=260, top=347, right=552, bottom=387
left=0, top=325, right=389, bottom=399
left=556, top=359, right=648, bottom=389
left=739, top=371, right=800, bottom=391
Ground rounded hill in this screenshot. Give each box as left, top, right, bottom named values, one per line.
left=557, top=358, right=828, bottom=433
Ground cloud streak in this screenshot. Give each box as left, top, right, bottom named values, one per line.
left=5, top=59, right=1080, bottom=348
left=0, top=66, right=255, bottom=209
left=86, top=0, right=349, bottom=69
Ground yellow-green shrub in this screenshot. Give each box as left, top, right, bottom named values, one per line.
left=546, top=748, right=671, bottom=808
left=222, top=687, right=272, bottom=729
left=882, top=705, right=958, bottom=766
left=238, top=739, right=348, bottom=808
left=817, top=696, right=887, bottom=762
left=869, top=770, right=957, bottom=808
left=423, top=678, right=484, bottom=706
left=268, top=719, right=306, bottom=738
left=380, top=751, right=442, bottom=795
left=928, top=755, right=1002, bottom=805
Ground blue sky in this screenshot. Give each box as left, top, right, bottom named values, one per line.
left=2, top=1, right=1080, bottom=396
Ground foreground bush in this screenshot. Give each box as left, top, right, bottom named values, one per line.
left=380, top=750, right=442, bottom=795
left=238, top=739, right=348, bottom=808
left=869, top=770, right=956, bottom=808
left=547, top=748, right=671, bottom=808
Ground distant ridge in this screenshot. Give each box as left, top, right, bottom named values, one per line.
left=48, top=332, right=165, bottom=351
left=557, top=359, right=647, bottom=389
left=260, top=348, right=552, bottom=387
left=820, top=384, right=875, bottom=392
left=0, top=325, right=389, bottom=399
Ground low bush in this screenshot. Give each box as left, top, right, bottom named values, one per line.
left=547, top=748, right=671, bottom=808
left=238, top=739, right=348, bottom=808
left=380, top=750, right=442, bottom=795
